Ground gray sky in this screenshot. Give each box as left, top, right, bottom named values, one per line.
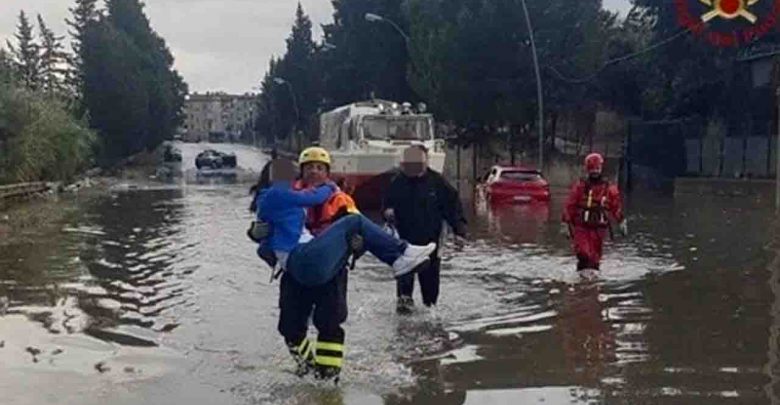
left=0, top=0, right=632, bottom=94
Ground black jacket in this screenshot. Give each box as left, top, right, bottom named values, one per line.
left=382, top=169, right=467, bottom=245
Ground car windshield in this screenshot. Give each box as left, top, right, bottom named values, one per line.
left=361, top=117, right=431, bottom=141
left=500, top=171, right=542, bottom=182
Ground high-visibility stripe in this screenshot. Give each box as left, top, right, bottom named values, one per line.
left=294, top=339, right=312, bottom=360
left=316, top=355, right=343, bottom=368
left=315, top=341, right=344, bottom=352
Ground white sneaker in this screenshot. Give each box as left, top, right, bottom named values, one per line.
left=392, top=243, right=436, bottom=278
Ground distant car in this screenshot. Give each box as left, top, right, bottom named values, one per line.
left=477, top=165, right=550, bottom=204
left=195, top=149, right=237, bottom=170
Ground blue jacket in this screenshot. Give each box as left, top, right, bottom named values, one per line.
left=257, top=181, right=335, bottom=253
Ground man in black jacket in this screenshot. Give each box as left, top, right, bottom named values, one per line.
left=383, top=145, right=467, bottom=314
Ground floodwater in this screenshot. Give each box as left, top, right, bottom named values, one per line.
left=0, top=144, right=778, bottom=405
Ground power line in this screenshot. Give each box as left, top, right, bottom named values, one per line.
left=546, top=27, right=693, bottom=84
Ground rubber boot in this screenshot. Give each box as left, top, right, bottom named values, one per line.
left=396, top=295, right=414, bottom=315
left=314, top=340, right=343, bottom=385
left=287, top=338, right=315, bottom=377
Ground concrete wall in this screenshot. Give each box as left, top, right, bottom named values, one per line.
left=674, top=177, right=774, bottom=200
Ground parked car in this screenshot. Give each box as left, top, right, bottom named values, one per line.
left=195, top=149, right=237, bottom=170
left=476, top=165, right=550, bottom=204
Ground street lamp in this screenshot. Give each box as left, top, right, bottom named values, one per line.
left=364, top=12, right=410, bottom=45
left=519, top=0, right=545, bottom=171
left=273, top=77, right=300, bottom=125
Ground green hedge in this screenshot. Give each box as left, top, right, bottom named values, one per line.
left=0, top=83, right=95, bottom=184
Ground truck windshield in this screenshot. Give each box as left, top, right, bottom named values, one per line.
left=361, top=117, right=431, bottom=141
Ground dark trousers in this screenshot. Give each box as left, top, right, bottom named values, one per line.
left=278, top=267, right=348, bottom=346
left=396, top=254, right=441, bottom=306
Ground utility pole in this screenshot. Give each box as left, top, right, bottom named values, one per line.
left=519, top=0, right=544, bottom=171
left=775, top=83, right=780, bottom=211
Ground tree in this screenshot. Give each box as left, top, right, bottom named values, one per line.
left=0, top=81, right=95, bottom=183
left=66, top=0, right=99, bottom=99
left=81, top=0, right=187, bottom=161
left=321, top=0, right=413, bottom=107
left=0, top=48, right=16, bottom=85
left=6, top=11, right=40, bottom=91
left=37, top=15, right=68, bottom=97
left=106, top=0, right=187, bottom=151
left=276, top=3, right=320, bottom=139
left=627, top=0, right=767, bottom=121
left=255, top=58, right=283, bottom=145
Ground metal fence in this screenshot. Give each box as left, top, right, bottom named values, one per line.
left=685, top=135, right=776, bottom=178
left=627, top=118, right=777, bottom=191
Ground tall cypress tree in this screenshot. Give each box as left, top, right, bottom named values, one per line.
left=106, top=0, right=187, bottom=151
left=0, top=49, right=16, bottom=85
left=66, top=0, right=99, bottom=99
left=6, top=11, right=40, bottom=91
left=37, top=15, right=68, bottom=97
left=82, top=0, right=187, bottom=161
left=275, top=3, right=319, bottom=138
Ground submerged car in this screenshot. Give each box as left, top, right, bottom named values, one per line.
left=195, top=149, right=237, bottom=170
left=477, top=165, right=550, bottom=204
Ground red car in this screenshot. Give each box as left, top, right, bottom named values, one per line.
left=477, top=165, right=551, bottom=204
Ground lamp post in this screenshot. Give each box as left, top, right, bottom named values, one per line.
left=519, top=0, right=545, bottom=171
left=364, top=13, right=410, bottom=45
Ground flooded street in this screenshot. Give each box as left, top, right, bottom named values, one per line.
left=1, top=146, right=778, bottom=404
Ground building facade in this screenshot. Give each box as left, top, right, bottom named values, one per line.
left=181, top=92, right=257, bottom=142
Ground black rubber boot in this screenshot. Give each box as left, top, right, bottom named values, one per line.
left=287, top=338, right=315, bottom=377
left=315, top=365, right=341, bottom=385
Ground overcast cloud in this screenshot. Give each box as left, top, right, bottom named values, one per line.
left=0, top=0, right=631, bottom=94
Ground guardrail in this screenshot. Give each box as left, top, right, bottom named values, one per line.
left=0, top=182, right=51, bottom=200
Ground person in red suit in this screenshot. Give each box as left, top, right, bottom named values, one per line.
left=561, top=153, right=628, bottom=271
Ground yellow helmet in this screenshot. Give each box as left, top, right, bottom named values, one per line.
left=299, top=147, right=331, bottom=166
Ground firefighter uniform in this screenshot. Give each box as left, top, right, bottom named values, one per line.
left=277, top=147, right=360, bottom=381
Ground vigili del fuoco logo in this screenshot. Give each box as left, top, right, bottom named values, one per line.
left=676, top=0, right=780, bottom=47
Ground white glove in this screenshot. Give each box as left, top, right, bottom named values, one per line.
left=619, top=220, right=628, bottom=237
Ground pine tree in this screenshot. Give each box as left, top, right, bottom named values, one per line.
left=6, top=11, right=40, bottom=91
left=0, top=48, right=16, bottom=84
left=37, top=15, right=68, bottom=96
left=66, top=0, right=99, bottom=98
left=82, top=0, right=187, bottom=161
left=275, top=3, right=319, bottom=139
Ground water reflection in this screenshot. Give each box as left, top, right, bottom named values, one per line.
left=477, top=201, right=551, bottom=244
left=0, top=182, right=778, bottom=405
left=395, top=192, right=776, bottom=404
left=0, top=189, right=188, bottom=349
left=557, top=281, right=615, bottom=384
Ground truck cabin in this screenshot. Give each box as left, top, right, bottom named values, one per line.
left=359, top=116, right=434, bottom=144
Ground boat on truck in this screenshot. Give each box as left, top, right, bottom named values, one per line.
left=319, top=99, right=446, bottom=208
